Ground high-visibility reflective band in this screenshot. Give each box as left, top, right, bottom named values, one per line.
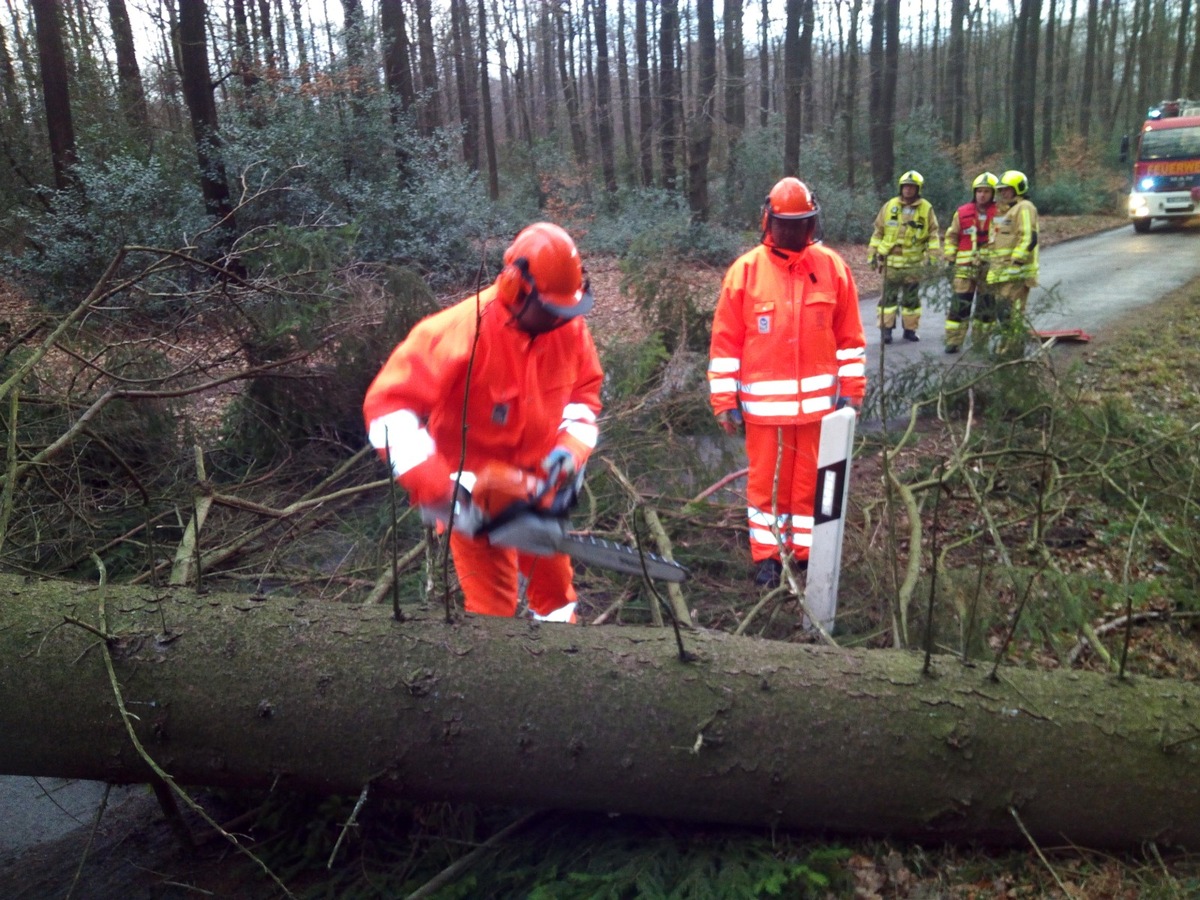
left=562, top=403, right=597, bottom=424
left=945, top=320, right=965, bottom=331
left=837, top=346, right=866, bottom=360
left=790, top=532, right=813, bottom=548
left=742, top=379, right=800, bottom=395
left=749, top=527, right=782, bottom=546
left=748, top=508, right=790, bottom=527
left=801, top=396, right=834, bottom=414
left=880, top=304, right=899, bottom=313
left=708, top=357, right=740, bottom=374
left=800, top=373, right=836, bottom=392
left=564, top=421, right=599, bottom=448
left=368, top=410, right=435, bottom=478
left=742, top=400, right=800, bottom=416
left=838, top=362, right=866, bottom=378
left=532, top=601, right=577, bottom=623
left=708, top=377, right=739, bottom=394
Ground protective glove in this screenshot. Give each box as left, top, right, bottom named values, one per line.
left=541, top=447, right=577, bottom=482
left=420, top=496, right=485, bottom=537
left=716, top=408, right=744, bottom=436
left=836, top=397, right=861, bottom=413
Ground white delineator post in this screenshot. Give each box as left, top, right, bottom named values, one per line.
left=804, top=407, right=857, bottom=633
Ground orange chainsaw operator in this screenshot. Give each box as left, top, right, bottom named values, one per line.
left=708, top=178, right=867, bottom=589
left=362, top=223, right=603, bottom=622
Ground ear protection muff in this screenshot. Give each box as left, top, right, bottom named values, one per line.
left=497, top=256, right=535, bottom=308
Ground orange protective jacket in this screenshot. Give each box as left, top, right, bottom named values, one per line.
left=363, top=285, right=604, bottom=507
left=708, top=243, right=866, bottom=425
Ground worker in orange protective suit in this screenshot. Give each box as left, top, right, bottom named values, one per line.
left=708, top=178, right=867, bottom=589
left=362, top=223, right=603, bottom=622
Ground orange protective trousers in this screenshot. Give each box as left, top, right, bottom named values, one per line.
left=745, top=421, right=822, bottom=564
left=449, top=530, right=576, bottom=618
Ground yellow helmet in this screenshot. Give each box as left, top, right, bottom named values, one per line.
left=898, top=170, right=925, bottom=191
left=972, top=171, right=998, bottom=191
left=998, top=170, right=1029, bottom=196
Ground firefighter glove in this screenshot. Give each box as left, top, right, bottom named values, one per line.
left=836, top=397, right=861, bottom=413
left=420, top=494, right=485, bottom=537
left=716, top=409, right=744, bottom=436
left=541, top=447, right=577, bottom=482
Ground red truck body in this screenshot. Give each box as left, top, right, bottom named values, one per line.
left=1127, top=100, right=1200, bottom=233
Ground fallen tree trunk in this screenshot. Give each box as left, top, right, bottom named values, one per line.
left=0, top=573, right=1197, bottom=849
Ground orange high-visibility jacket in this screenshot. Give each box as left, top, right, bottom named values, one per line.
left=363, top=285, right=604, bottom=507
left=708, top=243, right=866, bottom=425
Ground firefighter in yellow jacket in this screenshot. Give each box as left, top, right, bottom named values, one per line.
left=363, top=223, right=603, bottom=622
left=708, top=178, right=867, bottom=588
left=868, top=170, right=940, bottom=343
left=941, top=172, right=997, bottom=353
left=986, top=169, right=1039, bottom=353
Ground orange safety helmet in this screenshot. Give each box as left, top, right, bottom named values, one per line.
left=497, top=222, right=594, bottom=318
left=760, top=177, right=820, bottom=249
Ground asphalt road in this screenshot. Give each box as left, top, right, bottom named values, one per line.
left=861, top=218, right=1200, bottom=368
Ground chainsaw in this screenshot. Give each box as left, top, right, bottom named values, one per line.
left=427, top=461, right=689, bottom=584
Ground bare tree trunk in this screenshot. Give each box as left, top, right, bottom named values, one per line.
left=593, top=0, right=618, bottom=195
left=757, top=0, right=770, bottom=127
left=947, top=0, right=967, bottom=146
left=635, top=0, right=653, bottom=186
left=478, top=0, right=498, bottom=199
left=1170, top=0, right=1189, bottom=99
left=1189, top=0, right=1200, bottom=97
left=686, top=0, right=714, bottom=219
left=107, top=0, right=149, bottom=137
left=723, top=0, right=745, bottom=200
left=176, top=0, right=235, bottom=227
left=616, top=0, right=636, bottom=184
left=1078, top=0, right=1098, bottom=139
left=843, top=0, right=862, bottom=187
left=450, top=0, right=479, bottom=169
left=30, top=0, right=76, bottom=190
left=783, top=0, right=802, bottom=175
left=289, top=0, right=310, bottom=85
left=659, top=0, right=679, bottom=189
left=557, top=1, right=588, bottom=169
left=414, top=0, right=439, bottom=133
left=1040, top=0, right=1056, bottom=164
left=868, top=0, right=896, bottom=193
left=2, top=575, right=1199, bottom=850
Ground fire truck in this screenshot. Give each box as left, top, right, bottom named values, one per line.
left=1124, top=99, right=1200, bottom=233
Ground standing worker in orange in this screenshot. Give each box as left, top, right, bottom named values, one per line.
left=942, top=172, right=998, bottom=353
left=986, top=170, right=1040, bottom=354
left=363, top=223, right=603, bottom=622
left=868, top=170, right=940, bottom=343
left=708, top=177, right=867, bottom=588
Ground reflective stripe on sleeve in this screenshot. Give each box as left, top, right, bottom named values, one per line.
left=708, top=357, right=740, bottom=374
left=367, top=410, right=436, bottom=478
left=838, top=362, right=866, bottom=378
left=708, top=377, right=739, bottom=394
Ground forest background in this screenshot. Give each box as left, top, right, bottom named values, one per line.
left=2, top=0, right=1200, bottom=897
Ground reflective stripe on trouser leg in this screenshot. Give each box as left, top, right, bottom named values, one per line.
left=945, top=291, right=974, bottom=349
left=449, top=531, right=577, bottom=619
left=899, top=281, right=921, bottom=331
left=744, top=421, right=821, bottom=563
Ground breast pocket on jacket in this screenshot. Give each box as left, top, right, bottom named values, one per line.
left=804, top=291, right=836, bottom=332
left=750, top=300, right=775, bottom=335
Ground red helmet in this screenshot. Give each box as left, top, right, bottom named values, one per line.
left=760, top=177, right=820, bottom=249
left=498, top=222, right=593, bottom=318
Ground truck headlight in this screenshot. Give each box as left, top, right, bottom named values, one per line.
left=1128, top=193, right=1150, bottom=216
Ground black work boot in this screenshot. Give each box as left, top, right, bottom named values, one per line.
left=903, top=329, right=920, bottom=342
left=754, top=559, right=782, bottom=588
left=945, top=344, right=959, bottom=354
left=881, top=328, right=893, bottom=345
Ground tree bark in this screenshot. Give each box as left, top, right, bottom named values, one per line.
left=593, top=0, right=618, bottom=195
left=685, top=0, right=714, bottom=219
left=107, top=0, right=149, bottom=137
left=659, top=0, right=679, bottom=190
left=30, top=0, right=77, bottom=190
left=783, top=0, right=802, bottom=175
left=635, top=0, right=653, bottom=187
left=176, top=0, right=235, bottom=226
left=478, top=0, right=499, bottom=199
left=1, top=574, right=1198, bottom=850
